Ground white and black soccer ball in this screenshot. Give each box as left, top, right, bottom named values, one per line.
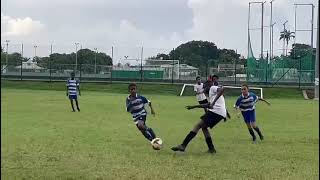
left=151, top=138, right=163, bottom=150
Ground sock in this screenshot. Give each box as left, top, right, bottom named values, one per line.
left=253, top=127, right=263, bottom=138
left=147, top=127, right=156, bottom=139
left=248, top=128, right=256, bottom=141
left=182, top=131, right=197, bottom=147
left=141, top=130, right=153, bottom=141
left=205, top=137, right=214, bottom=150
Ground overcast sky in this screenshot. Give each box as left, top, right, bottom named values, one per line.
left=1, top=0, right=318, bottom=64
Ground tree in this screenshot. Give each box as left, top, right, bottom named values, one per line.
left=289, top=43, right=316, bottom=59
left=168, top=40, right=219, bottom=75
left=279, top=29, right=295, bottom=56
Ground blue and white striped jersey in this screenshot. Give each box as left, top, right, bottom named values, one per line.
left=235, top=92, right=258, bottom=111
left=66, top=79, right=80, bottom=96
left=126, top=94, right=150, bottom=120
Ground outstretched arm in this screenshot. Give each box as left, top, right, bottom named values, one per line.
left=66, top=85, right=68, bottom=96
left=258, top=97, right=270, bottom=105
left=149, top=102, right=155, bottom=115
left=186, top=103, right=210, bottom=110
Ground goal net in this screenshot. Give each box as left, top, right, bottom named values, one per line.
left=179, top=84, right=264, bottom=98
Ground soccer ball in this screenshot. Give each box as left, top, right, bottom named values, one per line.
left=151, top=138, right=163, bottom=150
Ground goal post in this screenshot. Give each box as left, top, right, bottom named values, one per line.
left=179, top=84, right=263, bottom=98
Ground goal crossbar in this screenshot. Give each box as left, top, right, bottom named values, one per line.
left=179, top=84, right=263, bottom=99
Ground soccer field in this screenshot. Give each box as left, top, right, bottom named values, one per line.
left=1, top=88, right=319, bottom=180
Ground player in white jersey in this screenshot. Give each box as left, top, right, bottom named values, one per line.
left=66, top=72, right=81, bottom=112
left=171, top=84, right=227, bottom=154
left=194, top=76, right=208, bottom=112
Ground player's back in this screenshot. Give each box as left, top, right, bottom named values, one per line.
left=67, top=79, right=79, bottom=95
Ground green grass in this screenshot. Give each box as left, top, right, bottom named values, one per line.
left=1, top=88, right=319, bottom=180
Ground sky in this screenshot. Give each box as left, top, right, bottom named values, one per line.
left=1, top=0, right=318, bottom=64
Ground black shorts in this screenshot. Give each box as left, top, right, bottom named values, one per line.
left=134, top=115, right=147, bottom=125
left=200, top=111, right=224, bottom=129
left=198, top=99, right=208, bottom=105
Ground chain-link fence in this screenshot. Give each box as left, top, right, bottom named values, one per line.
left=0, top=43, right=316, bottom=86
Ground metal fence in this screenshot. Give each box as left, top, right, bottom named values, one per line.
left=0, top=43, right=316, bottom=86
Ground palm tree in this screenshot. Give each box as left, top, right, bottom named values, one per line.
left=279, top=29, right=295, bottom=56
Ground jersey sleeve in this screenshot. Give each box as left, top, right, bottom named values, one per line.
left=251, top=92, right=258, bottom=102
left=125, top=98, right=131, bottom=112
left=235, top=96, right=242, bottom=107
left=140, top=96, right=150, bottom=104
left=76, top=80, right=80, bottom=86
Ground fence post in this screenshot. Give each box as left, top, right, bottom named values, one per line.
left=80, top=63, right=82, bottom=82
left=21, top=43, right=23, bottom=80
left=140, top=46, right=143, bottom=82
left=234, top=58, right=237, bottom=85
left=299, top=58, right=301, bottom=88
left=172, top=48, right=175, bottom=84
left=110, top=46, right=113, bottom=84
left=50, top=44, right=52, bottom=82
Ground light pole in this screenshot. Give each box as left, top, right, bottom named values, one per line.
left=248, top=1, right=266, bottom=59
left=282, top=20, right=288, bottom=56
left=315, top=12, right=319, bottom=100
left=75, top=42, right=79, bottom=71
left=269, top=0, right=275, bottom=61
left=94, top=48, right=97, bottom=74
left=5, top=40, right=10, bottom=66
left=34, top=45, right=38, bottom=59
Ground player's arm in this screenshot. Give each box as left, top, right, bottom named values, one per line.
left=125, top=99, right=131, bottom=113
left=66, top=82, right=69, bottom=96
left=186, top=103, right=210, bottom=110
left=148, top=101, right=155, bottom=115
left=77, top=81, right=81, bottom=96
left=209, top=87, right=225, bottom=108
left=258, top=97, right=270, bottom=105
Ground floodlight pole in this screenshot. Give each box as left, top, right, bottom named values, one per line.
left=75, top=42, right=79, bottom=71
left=315, top=12, right=319, bottom=100
left=5, top=40, right=10, bottom=67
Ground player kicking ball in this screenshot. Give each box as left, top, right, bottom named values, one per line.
left=234, top=84, right=270, bottom=143
left=126, top=83, right=159, bottom=146
left=171, top=85, right=227, bottom=154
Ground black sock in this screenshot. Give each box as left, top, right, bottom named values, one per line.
left=182, top=131, right=197, bottom=147
left=253, top=127, right=263, bottom=138
left=248, top=128, right=256, bottom=141
left=205, top=137, right=214, bottom=150
left=141, top=130, right=153, bottom=141
left=147, top=128, right=156, bottom=139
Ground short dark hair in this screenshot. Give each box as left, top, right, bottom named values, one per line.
left=241, top=84, right=249, bottom=88
left=212, top=74, right=219, bottom=79
left=196, top=76, right=201, bottom=80
left=128, top=83, right=137, bottom=90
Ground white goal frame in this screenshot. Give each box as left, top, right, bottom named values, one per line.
left=179, top=84, right=264, bottom=99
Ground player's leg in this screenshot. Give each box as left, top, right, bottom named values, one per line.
left=136, top=117, right=154, bottom=141
left=242, top=111, right=256, bottom=142
left=75, top=98, right=80, bottom=112
left=69, top=97, right=75, bottom=112
left=250, top=111, right=263, bottom=140
left=202, top=127, right=216, bottom=153
left=246, top=123, right=256, bottom=143
left=171, top=119, right=204, bottom=152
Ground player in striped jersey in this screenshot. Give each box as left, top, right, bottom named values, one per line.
left=66, top=72, right=81, bottom=112
left=126, top=83, right=157, bottom=143
left=234, top=84, right=270, bottom=143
